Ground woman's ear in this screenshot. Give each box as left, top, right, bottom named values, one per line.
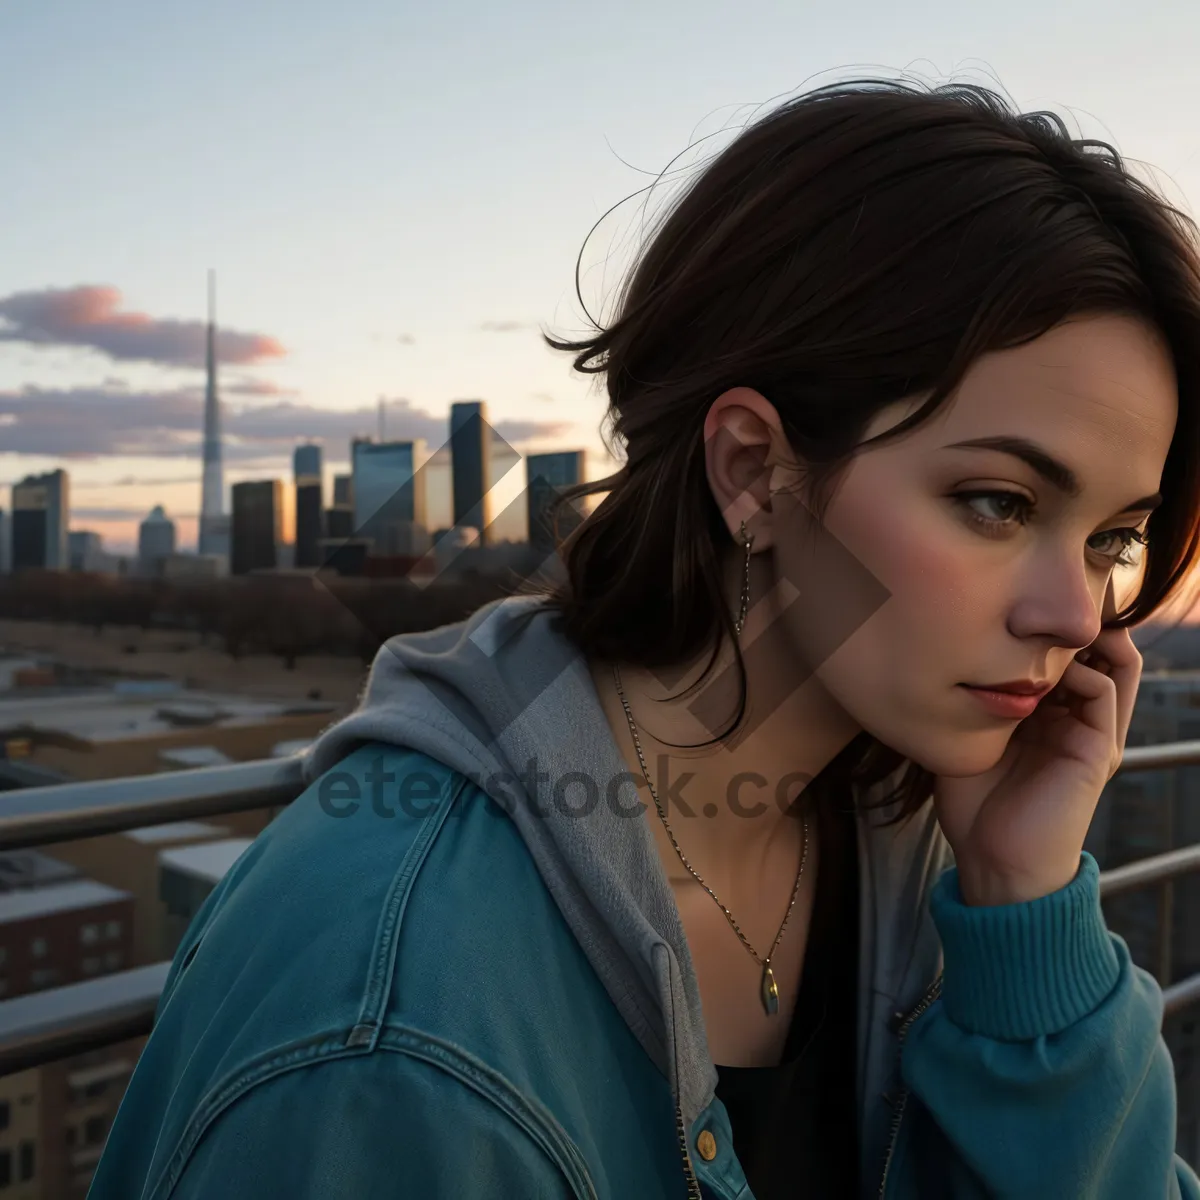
left=703, top=387, right=797, bottom=550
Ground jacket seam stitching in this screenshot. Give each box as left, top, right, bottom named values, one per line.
left=350, top=764, right=468, bottom=1041
left=150, top=1025, right=597, bottom=1200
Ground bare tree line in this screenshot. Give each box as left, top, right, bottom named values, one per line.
left=0, top=570, right=519, bottom=668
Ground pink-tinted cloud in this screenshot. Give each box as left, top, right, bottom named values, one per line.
left=0, top=285, right=286, bottom=368
left=223, top=378, right=296, bottom=397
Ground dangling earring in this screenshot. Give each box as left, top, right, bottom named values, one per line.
left=734, top=520, right=754, bottom=637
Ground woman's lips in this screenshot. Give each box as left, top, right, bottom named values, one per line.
left=957, top=684, right=1044, bottom=720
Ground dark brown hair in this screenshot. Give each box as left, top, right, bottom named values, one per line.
left=538, top=78, right=1200, bottom=820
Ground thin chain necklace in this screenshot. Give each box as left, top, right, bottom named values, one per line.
left=612, top=662, right=810, bottom=1016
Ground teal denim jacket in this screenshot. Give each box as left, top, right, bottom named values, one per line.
left=89, top=743, right=1200, bottom=1199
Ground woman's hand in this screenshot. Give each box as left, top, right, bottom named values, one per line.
left=933, top=588, right=1142, bottom=907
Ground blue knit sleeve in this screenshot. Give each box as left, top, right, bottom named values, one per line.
left=899, top=853, right=1200, bottom=1198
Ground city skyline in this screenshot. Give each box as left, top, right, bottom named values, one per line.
left=3, top=2, right=1200, bottom=612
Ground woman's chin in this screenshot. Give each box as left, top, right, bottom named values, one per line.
left=898, top=730, right=1014, bottom=780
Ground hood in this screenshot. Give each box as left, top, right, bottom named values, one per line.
left=302, top=593, right=952, bottom=1177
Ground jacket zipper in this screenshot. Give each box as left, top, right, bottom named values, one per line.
left=877, top=972, right=943, bottom=1200
left=675, top=1099, right=703, bottom=1199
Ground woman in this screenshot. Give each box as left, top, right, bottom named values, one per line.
left=93, top=80, right=1200, bottom=1199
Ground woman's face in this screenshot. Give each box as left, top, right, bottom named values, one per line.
left=770, top=314, right=1178, bottom=778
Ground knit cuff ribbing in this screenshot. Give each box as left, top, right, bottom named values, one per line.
left=930, top=852, right=1121, bottom=1042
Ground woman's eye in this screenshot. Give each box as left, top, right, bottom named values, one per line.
left=958, top=492, right=1030, bottom=524
left=1088, top=527, right=1149, bottom=567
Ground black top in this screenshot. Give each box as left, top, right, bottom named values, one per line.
left=713, top=792, right=860, bottom=1199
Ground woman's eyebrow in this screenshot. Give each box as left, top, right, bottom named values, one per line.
left=943, top=435, right=1080, bottom=496
left=942, top=435, right=1162, bottom=513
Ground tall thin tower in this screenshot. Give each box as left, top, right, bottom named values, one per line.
left=198, top=269, right=226, bottom=555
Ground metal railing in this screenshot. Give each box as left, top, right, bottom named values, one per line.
left=1, top=740, right=1200, bottom=1076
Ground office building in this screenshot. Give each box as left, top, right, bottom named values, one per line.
left=351, top=439, right=429, bottom=556
left=0, top=881, right=134, bottom=997
left=11, top=470, right=69, bottom=571
left=450, top=400, right=492, bottom=546
left=322, top=473, right=356, bottom=548
left=0, top=876, right=138, bottom=1196
left=526, top=451, right=585, bottom=552
left=230, top=481, right=283, bottom=575
left=293, top=444, right=321, bottom=481
left=159, top=839, right=254, bottom=959
left=293, top=445, right=324, bottom=569
left=68, top=531, right=108, bottom=573
left=4, top=827, right=222, bottom=969
left=0, top=1065, right=39, bottom=1197
left=137, top=506, right=177, bottom=575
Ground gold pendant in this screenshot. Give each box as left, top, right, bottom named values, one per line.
left=760, top=963, right=779, bottom=1015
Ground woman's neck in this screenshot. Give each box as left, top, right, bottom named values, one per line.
left=590, top=587, right=862, bottom=895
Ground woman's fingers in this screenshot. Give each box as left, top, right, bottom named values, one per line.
left=1050, top=657, right=1120, bottom=776
left=1079, top=627, right=1143, bottom=754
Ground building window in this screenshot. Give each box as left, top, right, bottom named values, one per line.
left=30, top=968, right=61, bottom=990
left=102, top=950, right=123, bottom=971
left=18, top=1140, right=33, bottom=1182
left=0, top=1100, right=8, bottom=1130
left=80, top=924, right=100, bottom=946
left=0, top=979, right=7, bottom=997
left=84, top=1114, right=107, bottom=1145
left=0, top=1149, right=10, bottom=1188
left=30, top=936, right=48, bottom=959
left=81, top=957, right=101, bottom=975
left=0, top=946, right=7, bottom=966
left=104, top=920, right=121, bottom=940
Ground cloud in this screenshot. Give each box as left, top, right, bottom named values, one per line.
left=0, top=385, right=576, bottom=463
left=396, top=333, right=415, bottom=345
left=479, top=320, right=537, bottom=333
left=73, top=474, right=200, bottom=489
left=0, top=285, right=286, bottom=368
left=222, top=378, right=296, bottom=397
left=530, top=392, right=557, bottom=403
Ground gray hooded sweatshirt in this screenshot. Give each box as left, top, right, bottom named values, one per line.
left=301, top=593, right=953, bottom=1197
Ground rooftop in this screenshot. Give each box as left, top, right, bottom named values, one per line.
left=123, top=821, right=230, bottom=846
left=159, top=838, right=254, bottom=885
left=0, top=687, right=334, bottom=744
left=157, top=746, right=234, bottom=769
left=0, top=878, right=132, bottom=925
left=0, top=850, right=80, bottom=892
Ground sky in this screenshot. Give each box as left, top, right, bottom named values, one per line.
left=2, top=0, right=1200, bottom=616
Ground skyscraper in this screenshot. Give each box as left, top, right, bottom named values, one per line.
left=230, top=481, right=283, bottom=575
left=450, top=400, right=492, bottom=545
left=139, top=505, right=177, bottom=573
left=293, top=444, right=324, bottom=568
left=351, top=439, right=429, bottom=556
left=326, top=473, right=355, bottom=541
left=11, top=470, right=69, bottom=570
left=198, top=271, right=228, bottom=557
left=526, top=451, right=585, bottom=552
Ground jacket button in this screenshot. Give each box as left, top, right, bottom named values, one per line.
left=697, top=1130, right=718, bottom=1161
